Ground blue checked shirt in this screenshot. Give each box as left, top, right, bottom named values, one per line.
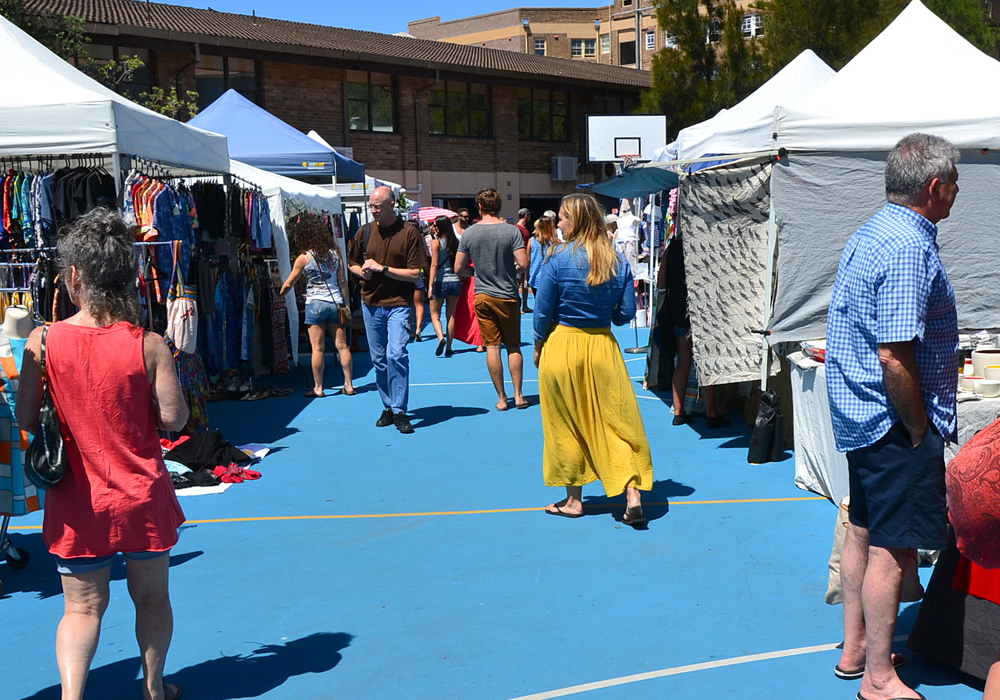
left=826, top=204, right=958, bottom=452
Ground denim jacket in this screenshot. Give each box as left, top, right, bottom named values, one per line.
left=532, top=244, right=635, bottom=342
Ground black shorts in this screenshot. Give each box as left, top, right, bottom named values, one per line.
left=847, top=421, right=948, bottom=550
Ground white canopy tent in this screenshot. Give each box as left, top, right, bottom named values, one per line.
left=663, top=49, right=835, bottom=162
left=229, top=159, right=344, bottom=364
left=768, top=0, right=1000, bottom=344
left=0, top=14, right=229, bottom=176
left=774, top=1, right=1000, bottom=151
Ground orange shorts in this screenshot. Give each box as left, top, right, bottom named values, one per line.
left=473, top=294, right=521, bottom=347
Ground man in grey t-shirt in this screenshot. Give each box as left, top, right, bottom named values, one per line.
left=455, top=188, right=530, bottom=411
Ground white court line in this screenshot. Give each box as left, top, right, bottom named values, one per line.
left=507, top=642, right=840, bottom=699
left=507, top=635, right=910, bottom=700
left=624, top=357, right=646, bottom=362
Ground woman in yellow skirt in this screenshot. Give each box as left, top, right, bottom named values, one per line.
left=532, top=193, right=654, bottom=526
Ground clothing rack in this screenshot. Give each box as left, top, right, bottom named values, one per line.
left=0, top=153, right=108, bottom=171
left=120, top=153, right=224, bottom=183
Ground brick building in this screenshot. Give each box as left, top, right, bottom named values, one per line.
left=409, top=1, right=762, bottom=71
left=26, top=0, right=651, bottom=214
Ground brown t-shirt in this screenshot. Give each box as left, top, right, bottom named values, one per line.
left=348, top=218, right=428, bottom=307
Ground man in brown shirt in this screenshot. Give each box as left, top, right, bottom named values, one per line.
left=348, top=186, right=427, bottom=433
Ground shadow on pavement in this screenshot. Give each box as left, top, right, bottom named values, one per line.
left=24, top=632, right=353, bottom=700
left=409, top=404, right=490, bottom=429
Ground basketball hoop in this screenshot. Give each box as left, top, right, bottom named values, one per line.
left=621, top=154, right=641, bottom=169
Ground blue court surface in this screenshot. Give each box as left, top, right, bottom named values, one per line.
left=1, top=318, right=986, bottom=700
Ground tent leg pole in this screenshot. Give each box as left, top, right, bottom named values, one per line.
left=760, top=174, right=779, bottom=392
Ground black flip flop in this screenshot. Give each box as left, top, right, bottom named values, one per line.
left=545, top=504, right=584, bottom=519
left=516, top=397, right=532, bottom=409
left=436, top=339, right=446, bottom=356
left=304, top=390, right=326, bottom=398
left=836, top=654, right=907, bottom=680
left=622, top=506, right=647, bottom=526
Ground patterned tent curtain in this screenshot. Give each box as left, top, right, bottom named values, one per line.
left=678, top=159, right=777, bottom=386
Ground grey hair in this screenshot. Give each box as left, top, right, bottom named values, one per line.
left=885, top=133, right=960, bottom=205
left=57, top=208, right=141, bottom=325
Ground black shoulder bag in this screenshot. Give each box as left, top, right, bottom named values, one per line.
left=25, top=326, right=68, bottom=490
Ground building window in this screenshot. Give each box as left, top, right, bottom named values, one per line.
left=664, top=32, right=678, bottom=49
left=572, top=39, right=584, bottom=57
left=75, top=44, right=153, bottom=101
left=428, top=81, right=490, bottom=137
left=623, top=0, right=633, bottom=5
left=619, top=39, right=637, bottom=66
left=644, top=30, right=656, bottom=51
left=706, top=18, right=721, bottom=43
left=742, top=13, right=764, bottom=37
left=534, top=38, right=547, bottom=56
left=585, top=38, right=597, bottom=57
left=346, top=70, right=394, bottom=132
left=195, top=55, right=260, bottom=111
left=600, top=34, right=611, bottom=54
left=518, top=88, right=568, bottom=141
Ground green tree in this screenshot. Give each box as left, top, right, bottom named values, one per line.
left=753, top=0, right=998, bottom=71
left=641, top=0, right=766, bottom=139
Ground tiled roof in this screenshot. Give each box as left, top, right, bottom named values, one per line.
left=25, top=0, right=652, bottom=89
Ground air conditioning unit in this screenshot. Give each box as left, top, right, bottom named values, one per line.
left=551, top=156, right=578, bottom=182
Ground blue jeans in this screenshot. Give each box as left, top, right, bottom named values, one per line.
left=363, top=304, right=411, bottom=413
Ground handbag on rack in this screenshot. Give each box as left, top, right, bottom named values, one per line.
left=166, top=240, right=199, bottom=354
left=24, top=326, right=67, bottom=490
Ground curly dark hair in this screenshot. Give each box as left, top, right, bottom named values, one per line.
left=57, top=208, right=140, bottom=325
left=290, top=215, right=335, bottom=262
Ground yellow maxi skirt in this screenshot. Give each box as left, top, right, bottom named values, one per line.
left=539, top=325, right=654, bottom=497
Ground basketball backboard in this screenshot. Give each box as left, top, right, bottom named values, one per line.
left=587, top=115, right=668, bottom=162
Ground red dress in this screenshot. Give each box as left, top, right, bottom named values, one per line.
left=42, top=322, right=185, bottom=558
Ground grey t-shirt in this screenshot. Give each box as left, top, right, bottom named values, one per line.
left=457, top=222, right=525, bottom=300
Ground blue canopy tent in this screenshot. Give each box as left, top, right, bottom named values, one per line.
left=190, top=90, right=364, bottom=181
left=579, top=166, right=678, bottom=199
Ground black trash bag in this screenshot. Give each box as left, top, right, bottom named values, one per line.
left=748, top=389, right=785, bottom=464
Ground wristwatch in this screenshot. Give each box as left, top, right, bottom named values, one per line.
left=382, top=265, right=389, bottom=275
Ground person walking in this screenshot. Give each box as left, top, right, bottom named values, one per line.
left=533, top=193, right=653, bottom=527
left=515, top=207, right=533, bottom=313
left=279, top=216, right=354, bottom=398
left=827, top=133, right=960, bottom=700
left=348, top=186, right=427, bottom=434
left=17, top=209, right=189, bottom=700
left=455, top=188, right=530, bottom=411
left=528, top=213, right=558, bottom=293
left=428, top=215, right=462, bottom=357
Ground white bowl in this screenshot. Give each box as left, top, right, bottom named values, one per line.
left=964, top=375, right=984, bottom=391
left=974, top=349, right=1000, bottom=376
left=977, top=379, right=1000, bottom=398
left=985, top=365, right=1000, bottom=381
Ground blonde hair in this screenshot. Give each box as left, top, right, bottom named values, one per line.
left=533, top=216, right=559, bottom=247
left=558, top=193, right=618, bottom=286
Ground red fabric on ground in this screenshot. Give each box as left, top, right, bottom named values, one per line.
left=454, top=276, right=483, bottom=346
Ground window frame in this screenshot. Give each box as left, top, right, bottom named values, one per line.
left=517, top=88, right=569, bottom=142
left=619, top=38, right=637, bottom=66
left=584, top=38, right=597, bottom=58
left=428, top=80, right=491, bottom=138
left=74, top=44, right=155, bottom=101
left=534, top=38, right=547, bottom=56
left=194, top=54, right=262, bottom=110
left=346, top=70, right=396, bottom=133
left=600, top=34, right=611, bottom=54
left=644, top=30, right=656, bottom=51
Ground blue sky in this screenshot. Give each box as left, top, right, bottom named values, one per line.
left=167, top=0, right=607, bottom=35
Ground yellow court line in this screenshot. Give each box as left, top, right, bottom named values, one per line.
left=7, top=496, right=826, bottom=529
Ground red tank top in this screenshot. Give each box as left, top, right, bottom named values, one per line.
left=42, top=322, right=185, bottom=558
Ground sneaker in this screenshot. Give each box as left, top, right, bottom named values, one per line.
left=375, top=409, right=395, bottom=427
left=706, top=416, right=731, bottom=429
left=672, top=413, right=691, bottom=426
left=393, top=413, right=415, bottom=434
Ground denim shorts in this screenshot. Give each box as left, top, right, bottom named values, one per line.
left=305, top=299, right=341, bottom=325
left=54, top=549, right=170, bottom=575
left=433, top=280, right=462, bottom=298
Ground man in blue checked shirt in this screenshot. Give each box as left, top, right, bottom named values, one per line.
left=827, top=133, right=960, bottom=700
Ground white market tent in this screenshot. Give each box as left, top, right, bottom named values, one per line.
left=669, top=49, right=835, bottom=162
left=0, top=14, right=229, bottom=175
left=768, top=0, right=1000, bottom=345
left=229, top=159, right=345, bottom=364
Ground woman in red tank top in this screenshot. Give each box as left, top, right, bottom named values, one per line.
left=17, top=209, right=189, bottom=700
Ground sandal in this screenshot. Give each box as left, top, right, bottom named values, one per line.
left=340, top=387, right=357, bottom=396
left=304, top=390, right=326, bottom=398
left=164, top=684, right=182, bottom=700
left=622, top=506, right=647, bottom=526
